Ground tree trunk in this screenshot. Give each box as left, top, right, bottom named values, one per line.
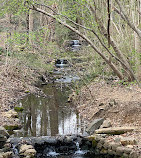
left=89, top=5, right=135, bottom=81
left=115, top=0, right=141, bottom=39
left=32, top=6, right=124, bottom=80
left=135, top=0, right=141, bottom=80
left=48, top=3, right=56, bottom=42
left=29, top=10, right=34, bottom=45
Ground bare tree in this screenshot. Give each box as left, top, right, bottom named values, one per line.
left=114, top=0, right=141, bottom=39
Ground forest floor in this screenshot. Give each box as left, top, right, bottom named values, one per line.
left=0, top=52, right=51, bottom=127
left=72, top=79, right=141, bottom=154
left=0, top=46, right=141, bottom=155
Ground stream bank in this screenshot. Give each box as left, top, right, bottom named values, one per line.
left=0, top=54, right=141, bottom=157
left=0, top=67, right=112, bottom=158
left=0, top=79, right=141, bottom=157
left=69, top=79, right=141, bottom=157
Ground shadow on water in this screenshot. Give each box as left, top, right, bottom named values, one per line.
left=16, top=71, right=85, bottom=137
left=12, top=68, right=113, bottom=158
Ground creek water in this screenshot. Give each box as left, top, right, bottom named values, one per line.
left=14, top=68, right=109, bottom=158
left=16, top=68, right=85, bottom=137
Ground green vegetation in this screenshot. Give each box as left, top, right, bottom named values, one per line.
left=0, top=0, right=140, bottom=87
left=14, top=107, right=24, bottom=112
left=4, top=124, right=21, bottom=135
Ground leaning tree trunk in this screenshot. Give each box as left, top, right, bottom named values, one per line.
left=32, top=6, right=124, bottom=80
left=89, top=5, right=136, bottom=81
left=135, top=0, right=141, bottom=80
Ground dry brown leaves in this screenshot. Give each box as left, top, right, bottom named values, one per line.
left=0, top=57, right=38, bottom=126
left=74, top=79, right=141, bottom=150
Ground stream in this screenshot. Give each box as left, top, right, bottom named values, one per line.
left=16, top=68, right=85, bottom=137
left=12, top=67, right=109, bottom=158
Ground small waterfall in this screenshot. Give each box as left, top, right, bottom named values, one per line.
left=46, top=151, right=60, bottom=157
left=76, top=142, right=80, bottom=151
left=61, top=60, right=63, bottom=65
left=74, top=142, right=87, bottom=155
left=12, top=144, right=19, bottom=158
left=73, top=40, right=79, bottom=45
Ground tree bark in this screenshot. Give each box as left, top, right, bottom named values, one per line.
left=32, top=6, right=124, bottom=80
left=135, top=0, right=141, bottom=80
left=115, top=0, right=141, bottom=39
left=89, top=5, right=136, bottom=81
left=29, top=10, right=34, bottom=45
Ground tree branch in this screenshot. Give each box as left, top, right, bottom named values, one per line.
left=137, top=9, right=141, bottom=16
left=35, top=2, right=93, bottom=32
left=33, top=4, right=132, bottom=79
left=89, top=3, right=141, bottom=85
left=32, top=6, right=123, bottom=80
left=31, top=4, right=141, bottom=86
left=115, top=0, right=141, bottom=39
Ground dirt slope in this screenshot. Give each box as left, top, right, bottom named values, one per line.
left=72, top=79, right=141, bottom=151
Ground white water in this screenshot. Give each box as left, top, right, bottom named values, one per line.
left=47, top=151, right=60, bottom=157
left=74, top=142, right=88, bottom=155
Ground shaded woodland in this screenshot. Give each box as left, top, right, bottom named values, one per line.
left=0, top=0, right=141, bottom=83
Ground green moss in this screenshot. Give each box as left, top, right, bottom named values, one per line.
left=120, top=156, right=126, bottom=158
left=92, top=139, right=98, bottom=148
left=4, top=125, right=21, bottom=131
left=100, top=147, right=108, bottom=155
left=25, top=90, right=30, bottom=93
left=14, top=106, right=24, bottom=112
left=87, top=136, right=98, bottom=148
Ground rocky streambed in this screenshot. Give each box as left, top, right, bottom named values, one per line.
left=0, top=68, right=141, bottom=158
left=0, top=125, right=139, bottom=158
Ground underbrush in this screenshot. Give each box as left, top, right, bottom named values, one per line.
left=70, top=47, right=115, bottom=95
left=0, top=42, right=61, bottom=109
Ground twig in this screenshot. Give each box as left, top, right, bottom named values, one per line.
left=115, top=0, right=141, bottom=39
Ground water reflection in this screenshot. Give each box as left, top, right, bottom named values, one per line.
left=17, top=83, right=85, bottom=137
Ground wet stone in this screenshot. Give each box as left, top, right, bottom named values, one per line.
left=64, top=136, right=73, bottom=143
left=31, top=136, right=58, bottom=146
